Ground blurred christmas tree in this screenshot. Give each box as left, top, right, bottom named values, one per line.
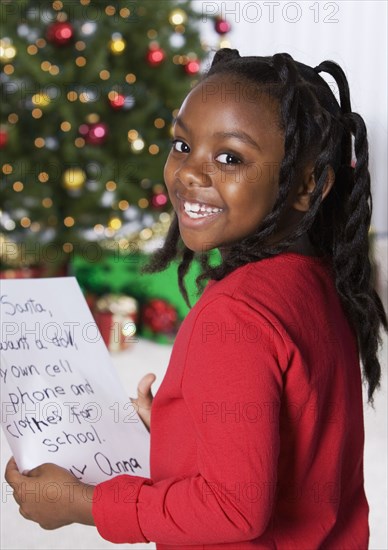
left=0, top=0, right=230, bottom=269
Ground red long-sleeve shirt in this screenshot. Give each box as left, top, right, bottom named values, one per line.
left=92, top=252, right=369, bottom=549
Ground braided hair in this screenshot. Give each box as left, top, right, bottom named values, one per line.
left=142, top=48, right=387, bottom=403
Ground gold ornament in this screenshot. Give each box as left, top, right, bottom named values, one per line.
left=99, top=211, right=172, bottom=255
left=109, top=35, right=126, bottom=55
left=169, top=8, right=187, bottom=26
left=108, top=217, right=122, bottom=231
left=0, top=38, right=16, bottom=62
left=130, top=138, right=145, bottom=152
left=0, top=234, right=20, bottom=265
left=32, top=93, right=51, bottom=107
left=62, top=167, right=86, bottom=190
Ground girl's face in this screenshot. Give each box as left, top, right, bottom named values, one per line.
left=164, top=74, right=287, bottom=254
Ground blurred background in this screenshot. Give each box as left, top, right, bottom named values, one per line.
left=1, top=1, right=387, bottom=549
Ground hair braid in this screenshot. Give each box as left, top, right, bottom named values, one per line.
left=332, top=111, right=387, bottom=401
left=269, top=53, right=302, bottom=221
left=140, top=213, right=181, bottom=275
left=314, top=60, right=351, bottom=114
left=210, top=47, right=241, bottom=66
left=314, top=60, right=353, bottom=168
left=177, top=246, right=195, bottom=308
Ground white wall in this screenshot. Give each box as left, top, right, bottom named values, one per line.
left=198, top=0, right=388, bottom=235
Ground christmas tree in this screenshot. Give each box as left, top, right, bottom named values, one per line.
left=0, top=0, right=230, bottom=269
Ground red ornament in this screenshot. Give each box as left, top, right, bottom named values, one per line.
left=214, top=17, right=231, bottom=35
left=146, top=45, right=166, bottom=66
left=142, top=299, right=177, bottom=334
left=0, top=128, right=8, bottom=149
left=79, top=122, right=108, bottom=145
left=184, top=59, right=200, bottom=75
left=151, top=192, right=168, bottom=208
left=46, top=21, right=74, bottom=46
left=109, top=93, right=125, bottom=110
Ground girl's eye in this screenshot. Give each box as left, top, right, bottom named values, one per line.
left=170, top=141, right=241, bottom=164
left=215, top=153, right=242, bottom=165
left=172, top=139, right=190, bottom=153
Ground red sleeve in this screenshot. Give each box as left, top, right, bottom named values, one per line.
left=92, top=475, right=152, bottom=543
left=92, top=295, right=285, bottom=545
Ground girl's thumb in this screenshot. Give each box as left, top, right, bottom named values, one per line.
left=137, top=373, right=156, bottom=405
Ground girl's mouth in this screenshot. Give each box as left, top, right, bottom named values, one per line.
left=184, top=200, right=222, bottom=218
left=178, top=199, right=224, bottom=227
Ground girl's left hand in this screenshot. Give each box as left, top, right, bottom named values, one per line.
left=4, top=457, right=95, bottom=530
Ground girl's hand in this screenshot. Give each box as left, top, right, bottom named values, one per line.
left=130, top=372, right=156, bottom=433
left=4, top=457, right=95, bottom=530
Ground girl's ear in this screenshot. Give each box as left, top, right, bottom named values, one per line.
left=292, top=164, right=335, bottom=212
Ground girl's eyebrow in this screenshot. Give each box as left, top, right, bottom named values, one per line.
left=173, top=116, right=189, bottom=132
left=213, top=130, right=262, bottom=151
left=173, top=116, right=261, bottom=151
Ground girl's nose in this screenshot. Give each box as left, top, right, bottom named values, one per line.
left=176, top=159, right=211, bottom=188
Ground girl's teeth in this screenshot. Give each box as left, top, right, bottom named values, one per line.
left=183, top=200, right=222, bottom=215
left=186, top=211, right=214, bottom=219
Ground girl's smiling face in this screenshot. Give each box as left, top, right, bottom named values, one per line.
left=164, top=74, right=286, bottom=254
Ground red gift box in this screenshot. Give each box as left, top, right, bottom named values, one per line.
left=93, top=294, right=138, bottom=352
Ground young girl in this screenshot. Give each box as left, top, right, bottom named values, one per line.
left=5, top=48, right=387, bottom=549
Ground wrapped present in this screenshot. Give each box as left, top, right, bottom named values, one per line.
left=141, top=298, right=179, bottom=344
left=93, top=294, right=138, bottom=352
left=70, top=247, right=222, bottom=344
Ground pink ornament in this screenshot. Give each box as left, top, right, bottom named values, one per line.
left=215, top=17, right=231, bottom=35
left=146, top=45, right=166, bottom=66
left=109, top=93, right=125, bottom=110
left=184, top=59, right=200, bottom=75
left=151, top=192, right=168, bottom=208
left=46, top=21, right=74, bottom=46
left=0, top=128, right=8, bottom=149
left=79, top=122, right=108, bottom=145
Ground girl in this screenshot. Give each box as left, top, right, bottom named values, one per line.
left=5, top=48, right=387, bottom=549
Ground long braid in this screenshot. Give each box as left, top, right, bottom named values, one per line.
left=310, top=61, right=353, bottom=254
left=140, top=213, right=181, bottom=274
left=177, top=246, right=195, bottom=308
left=140, top=212, right=199, bottom=308
left=315, top=61, right=352, bottom=115
left=334, top=112, right=387, bottom=401
left=313, top=61, right=387, bottom=402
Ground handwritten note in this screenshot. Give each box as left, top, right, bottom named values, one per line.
left=0, top=277, right=150, bottom=484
